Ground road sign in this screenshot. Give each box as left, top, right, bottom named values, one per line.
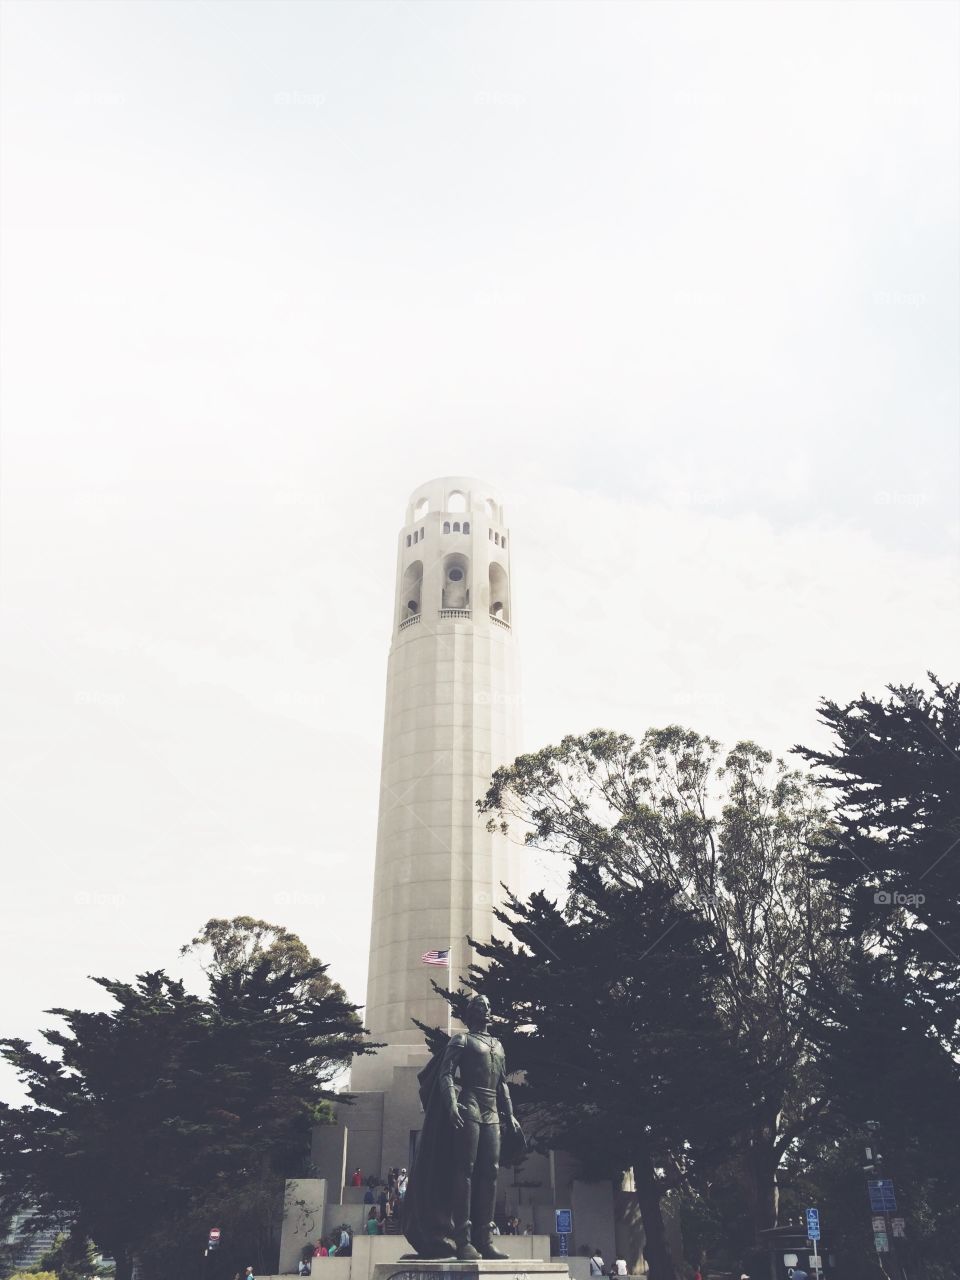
left=555, top=1209, right=573, bottom=1236
left=874, top=1231, right=890, bottom=1253
left=207, top=1229, right=221, bottom=1250
left=872, top=1217, right=886, bottom=1232
left=805, top=1209, right=820, bottom=1242
left=558, top=1234, right=569, bottom=1257
left=868, top=1179, right=897, bottom=1213
left=891, top=1218, right=906, bottom=1239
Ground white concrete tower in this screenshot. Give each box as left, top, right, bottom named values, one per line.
left=351, top=476, right=523, bottom=1093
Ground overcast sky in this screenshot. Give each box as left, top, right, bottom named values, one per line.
left=1, top=0, right=958, bottom=1101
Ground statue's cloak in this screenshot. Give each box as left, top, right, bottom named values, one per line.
left=400, top=1034, right=526, bottom=1259
left=400, top=1045, right=458, bottom=1258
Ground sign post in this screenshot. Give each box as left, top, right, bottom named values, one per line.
left=555, top=1209, right=573, bottom=1258
left=805, top=1209, right=821, bottom=1278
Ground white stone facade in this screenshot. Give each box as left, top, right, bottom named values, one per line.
left=351, top=477, right=523, bottom=1093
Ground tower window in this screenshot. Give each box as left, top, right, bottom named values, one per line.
left=413, top=530, right=419, bottom=544
left=489, top=562, right=510, bottom=624
left=489, top=528, right=493, bottom=540
left=400, top=559, right=424, bottom=625
left=406, top=535, right=412, bottom=547
left=442, top=553, right=469, bottom=608
left=443, top=522, right=451, bottom=534
left=501, top=535, right=507, bottom=548
left=448, top=490, right=467, bottom=513
left=414, top=497, right=429, bottom=519
left=453, top=522, right=460, bottom=533
left=463, top=521, right=470, bottom=534
left=494, top=533, right=500, bottom=545
left=421, top=527, right=425, bottom=539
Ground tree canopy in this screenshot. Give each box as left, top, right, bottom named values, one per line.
left=796, top=674, right=960, bottom=1049
left=479, top=727, right=848, bottom=1234
left=0, top=918, right=370, bottom=1280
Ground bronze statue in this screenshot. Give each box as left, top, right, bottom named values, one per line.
left=401, top=994, right=524, bottom=1260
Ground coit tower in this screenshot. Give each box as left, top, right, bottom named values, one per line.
left=351, top=476, right=523, bottom=1093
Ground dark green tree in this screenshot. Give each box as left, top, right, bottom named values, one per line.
left=480, top=728, right=849, bottom=1235
left=0, top=918, right=370, bottom=1280
left=795, top=677, right=960, bottom=1278
left=795, top=675, right=960, bottom=1048
left=434, top=866, right=754, bottom=1280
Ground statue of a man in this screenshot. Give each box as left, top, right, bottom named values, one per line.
left=401, top=994, right=523, bottom=1261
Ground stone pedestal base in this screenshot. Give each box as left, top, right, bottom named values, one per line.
left=373, top=1261, right=570, bottom=1280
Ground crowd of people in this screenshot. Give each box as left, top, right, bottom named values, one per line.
left=354, top=1165, right=408, bottom=1236
left=499, top=1216, right=534, bottom=1236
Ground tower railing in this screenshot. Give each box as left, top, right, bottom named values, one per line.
left=490, top=615, right=511, bottom=630
left=438, top=608, right=471, bottom=620
left=398, top=614, right=421, bottom=631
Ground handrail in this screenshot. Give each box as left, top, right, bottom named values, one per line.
left=398, top=614, right=421, bottom=631
left=438, top=608, right=471, bottom=619
left=490, top=615, right=511, bottom=629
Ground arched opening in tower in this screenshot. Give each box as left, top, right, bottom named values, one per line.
left=489, top=562, right=510, bottom=623
left=441, top=553, right=470, bottom=609
left=400, top=560, right=423, bottom=620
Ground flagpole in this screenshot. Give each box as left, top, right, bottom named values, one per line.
left=447, top=943, right=452, bottom=1039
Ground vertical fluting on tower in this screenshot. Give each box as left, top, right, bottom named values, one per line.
left=350, top=478, right=522, bottom=1093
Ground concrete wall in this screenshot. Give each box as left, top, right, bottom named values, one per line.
left=570, top=1181, right=616, bottom=1267
left=279, top=1180, right=329, bottom=1275
left=380, top=1065, right=423, bottom=1174
left=311, top=1126, right=348, bottom=1202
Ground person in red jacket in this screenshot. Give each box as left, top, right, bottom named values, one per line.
left=350, top=1168, right=363, bottom=1187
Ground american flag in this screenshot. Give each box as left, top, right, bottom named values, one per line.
left=420, top=948, right=450, bottom=967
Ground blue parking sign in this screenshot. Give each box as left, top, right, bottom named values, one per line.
left=806, top=1209, right=820, bottom=1241
left=555, top=1209, right=573, bottom=1236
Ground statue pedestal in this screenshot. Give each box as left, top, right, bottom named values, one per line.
left=373, top=1261, right=570, bottom=1280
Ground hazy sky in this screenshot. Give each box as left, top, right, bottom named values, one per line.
left=1, top=0, right=958, bottom=1100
